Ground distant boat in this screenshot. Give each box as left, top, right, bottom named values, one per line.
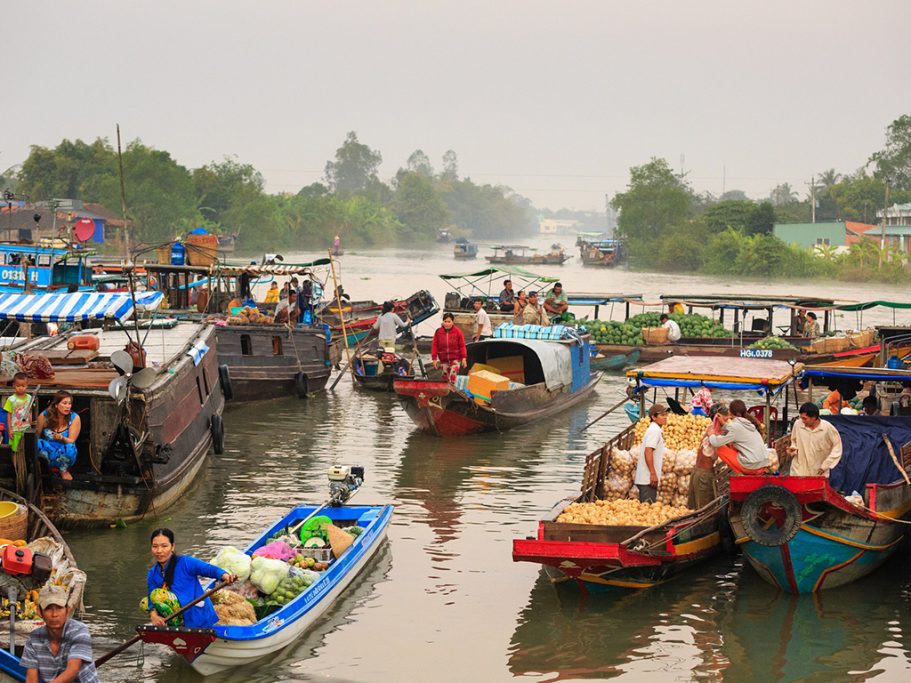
left=437, top=230, right=452, bottom=243
left=580, top=239, right=625, bottom=267
left=453, top=238, right=478, bottom=260
left=485, top=244, right=570, bottom=266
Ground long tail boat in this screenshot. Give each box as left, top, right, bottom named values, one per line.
left=394, top=326, right=600, bottom=437
left=729, top=366, right=911, bottom=593
left=0, top=291, right=225, bottom=527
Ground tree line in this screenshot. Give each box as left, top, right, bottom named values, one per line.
left=612, top=115, right=911, bottom=281
left=3, top=132, right=537, bottom=253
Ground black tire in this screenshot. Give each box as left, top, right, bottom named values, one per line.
left=218, top=364, right=233, bottom=402
left=295, top=372, right=309, bottom=399
left=210, top=414, right=225, bottom=455
left=741, top=485, right=802, bottom=547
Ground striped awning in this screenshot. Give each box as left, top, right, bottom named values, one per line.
left=0, top=292, right=164, bottom=323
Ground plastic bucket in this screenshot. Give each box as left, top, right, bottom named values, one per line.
left=364, top=361, right=379, bottom=376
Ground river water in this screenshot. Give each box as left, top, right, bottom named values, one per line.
left=71, top=239, right=911, bottom=682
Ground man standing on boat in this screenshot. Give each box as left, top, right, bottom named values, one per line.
left=431, top=313, right=467, bottom=380
left=374, top=301, right=409, bottom=352
left=803, top=312, right=821, bottom=338
left=660, top=314, right=682, bottom=343
left=636, top=404, right=667, bottom=503
left=788, top=403, right=843, bottom=476
left=472, top=298, right=492, bottom=341
left=499, top=280, right=516, bottom=312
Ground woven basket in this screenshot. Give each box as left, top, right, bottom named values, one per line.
left=0, top=503, right=28, bottom=542
left=642, top=327, right=669, bottom=344
left=323, top=523, right=355, bottom=559
left=828, top=337, right=850, bottom=353
left=185, top=234, right=219, bottom=267
left=155, top=245, right=171, bottom=265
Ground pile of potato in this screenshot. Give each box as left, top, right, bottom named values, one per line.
left=633, top=414, right=712, bottom=451
left=605, top=446, right=697, bottom=508
left=557, top=499, right=692, bottom=527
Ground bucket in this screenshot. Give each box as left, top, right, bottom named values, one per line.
left=887, top=355, right=902, bottom=369
left=363, top=360, right=379, bottom=376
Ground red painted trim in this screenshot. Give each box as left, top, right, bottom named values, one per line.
left=833, top=343, right=880, bottom=357
left=779, top=544, right=800, bottom=594
left=512, top=539, right=662, bottom=567
left=729, top=476, right=883, bottom=520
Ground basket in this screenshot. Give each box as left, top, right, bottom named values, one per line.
left=296, top=546, right=333, bottom=562
left=827, top=337, right=850, bottom=353
left=185, top=234, right=219, bottom=267
left=0, top=503, right=28, bottom=542
left=641, top=327, right=669, bottom=344
left=848, top=329, right=875, bottom=348
left=155, top=245, right=171, bottom=265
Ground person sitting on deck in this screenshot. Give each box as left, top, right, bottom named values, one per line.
left=544, top=282, right=569, bottom=322
left=707, top=399, right=770, bottom=475
left=498, top=280, right=516, bottom=312
left=787, top=402, right=843, bottom=477
left=21, top=584, right=98, bottom=683
left=823, top=388, right=849, bottom=414
left=511, top=291, right=528, bottom=325
left=522, top=292, right=550, bottom=326
left=273, top=290, right=290, bottom=323
left=264, top=281, right=280, bottom=304
left=36, top=391, right=81, bottom=481
left=660, top=314, right=682, bottom=343
left=861, top=395, right=880, bottom=416
left=803, top=311, right=821, bottom=338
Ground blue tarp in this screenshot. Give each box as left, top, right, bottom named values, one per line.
left=826, top=416, right=911, bottom=494
left=0, top=292, right=163, bottom=323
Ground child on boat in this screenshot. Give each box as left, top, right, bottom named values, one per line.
left=4, top=372, right=32, bottom=451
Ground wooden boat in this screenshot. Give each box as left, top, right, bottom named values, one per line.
left=590, top=348, right=640, bottom=372
left=0, top=242, right=95, bottom=294
left=579, top=239, right=625, bottom=267
left=0, top=487, right=86, bottom=682
left=215, top=323, right=332, bottom=400
left=394, top=327, right=600, bottom=436
left=513, top=433, right=726, bottom=593
left=486, top=244, right=570, bottom=266
left=352, top=350, right=414, bottom=392
left=453, top=238, right=478, bottom=260
left=729, top=365, right=911, bottom=593
left=0, top=292, right=225, bottom=527
left=137, top=501, right=393, bottom=676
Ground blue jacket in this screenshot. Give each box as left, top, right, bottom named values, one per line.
left=147, top=555, right=225, bottom=628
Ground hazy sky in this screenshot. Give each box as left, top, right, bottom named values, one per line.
left=3, top=1, right=908, bottom=211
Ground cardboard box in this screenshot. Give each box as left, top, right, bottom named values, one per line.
left=469, top=363, right=500, bottom=375
left=467, top=369, right=510, bottom=405
left=486, top=355, right=525, bottom=384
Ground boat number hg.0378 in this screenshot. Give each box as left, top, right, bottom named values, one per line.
left=739, top=349, right=773, bottom=358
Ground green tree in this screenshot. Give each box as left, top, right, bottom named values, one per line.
left=827, top=170, right=887, bottom=223
left=393, top=171, right=449, bottom=239
left=192, top=157, right=264, bottom=228
left=405, top=149, right=433, bottom=177
left=769, top=182, right=798, bottom=206
left=18, top=138, right=116, bottom=200
left=324, top=131, right=382, bottom=195
left=870, top=115, right=911, bottom=190
left=441, top=150, right=459, bottom=183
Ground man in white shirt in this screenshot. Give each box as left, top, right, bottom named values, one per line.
left=373, top=301, right=409, bottom=351
left=472, top=298, right=492, bottom=341
left=636, top=404, right=667, bottom=502
left=787, top=402, right=843, bottom=476
left=660, top=314, right=682, bottom=343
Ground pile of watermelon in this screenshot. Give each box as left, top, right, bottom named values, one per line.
left=581, top=313, right=732, bottom=345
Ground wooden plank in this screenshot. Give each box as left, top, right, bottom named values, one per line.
left=43, top=349, right=99, bottom=365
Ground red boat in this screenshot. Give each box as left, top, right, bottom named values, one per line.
left=394, top=333, right=600, bottom=437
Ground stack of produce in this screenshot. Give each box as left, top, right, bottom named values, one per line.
left=227, top=306, right=272, bottom=326
left=212, top=590, right=257, bottom=626
left=747, top=336, right=797, bottom=351
left=605, top=445, right=697, bottom=508
left=581, top=313, right=732, bottom=345
left=633, top=414, right=712, bottom=451
left=556, top=499, right=692, bottom=527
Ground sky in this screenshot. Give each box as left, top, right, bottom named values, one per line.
left=3, top=1, right=909, bottom=211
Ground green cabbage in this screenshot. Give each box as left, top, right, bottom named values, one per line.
left=213, top=546, right=252, bottom=581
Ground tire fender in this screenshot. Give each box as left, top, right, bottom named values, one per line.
left=218, top=364, right=233, bottom=401
left=210, top=414, right=225, bottom=455
left=741, top=485, right=802, bottom=547
left=295, top=372, right=309, bottom=399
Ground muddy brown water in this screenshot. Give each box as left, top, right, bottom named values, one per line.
left=71, top=242, right=911, bottom=681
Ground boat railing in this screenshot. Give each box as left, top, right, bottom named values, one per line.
left=580, top=423, right=637, bottom=501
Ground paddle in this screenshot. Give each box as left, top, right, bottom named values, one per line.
left=94, top=580, right=228, bottom=668
left=580, top=396, right=631, bottom=432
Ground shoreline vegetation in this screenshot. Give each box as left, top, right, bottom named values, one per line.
left=0, top=115, right=908, bottom=285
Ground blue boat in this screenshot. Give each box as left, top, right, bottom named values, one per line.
left=137, top=501, right=393, bottom=676
left=0, top=243, right=95, bottom=293
left=729, top=366, right=911, bottom=593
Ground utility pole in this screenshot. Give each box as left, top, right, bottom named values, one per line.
left=810, top=176, right=816, bottom=224
left=879, top=180, right=890, bottom=269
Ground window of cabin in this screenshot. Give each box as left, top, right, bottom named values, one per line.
left=272, top=336, right=283, bottom=356
left=196, top=377, right=204, bottom=405
left=37, top=254, right=52, bottom=267
left=241, top=334, right=253, bottom=356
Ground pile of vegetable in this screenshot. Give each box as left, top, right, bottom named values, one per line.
left=557, top=499, right=692, bottom=527
left=633, top=414, right=712, bottom=451
left=747, top=336, right=797, bottom=351
left=226, top=306, right=272, bottom=326
left=581, top=313, right=732, bottom=345
left=206, top=523, right=365, bottom=626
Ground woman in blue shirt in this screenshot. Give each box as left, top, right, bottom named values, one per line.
left=147, top=528, right=236, bottom=628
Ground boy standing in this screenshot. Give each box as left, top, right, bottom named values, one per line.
left=4, top=372, right=32, bottom=451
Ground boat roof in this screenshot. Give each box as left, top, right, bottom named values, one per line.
left=801, top=365, right=911, bottom=382
left=659, top=294, right=846, bottom=310
left=627, top=355, right=801, bottom=393
left=0, top=243, right=94, bottom=258
left=566, top=292, right=643, bottom=305
left=0, top=291, right=162, bottom=323
left=219, top=262, right=326, bottom=276
left=440, top=265, right=557, bottom=282
left=490, top=244, right=532, bottom=250
left=470, top=338, right=572, bottom=390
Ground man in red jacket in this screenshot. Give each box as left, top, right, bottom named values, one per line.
left=431, top=312, right=467, bottom=380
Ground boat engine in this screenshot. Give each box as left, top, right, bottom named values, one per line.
left=327, top=466, right=364, bottom=506
left=0, top=545, right=53, bottom=654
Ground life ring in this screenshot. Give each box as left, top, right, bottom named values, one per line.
left=218, top=364, right=233, bottom=401
left=210, top=415, right=225, bottom=455
left=741, top=485, right=802, bottom=547
left=295, top=372, right=309, bottom=399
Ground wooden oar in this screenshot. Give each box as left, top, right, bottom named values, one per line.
left=580, top=396, right=631, bottom=432
left=95, top=580, right=228, bottom=668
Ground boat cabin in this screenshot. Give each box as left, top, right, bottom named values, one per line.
left=0, top=243, right=95, bottom=293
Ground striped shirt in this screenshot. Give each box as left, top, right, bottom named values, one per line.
left=20, top=619, right=98, bottom=683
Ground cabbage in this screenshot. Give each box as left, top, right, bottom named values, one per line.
left=213, top=546, right=252, bottom=581
left=249, top=556, right=289, bottom=595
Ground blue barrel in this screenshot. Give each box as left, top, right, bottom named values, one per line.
left=170, top=242, right=186, bottom=266
left=887, top=355, right=902, bottom=369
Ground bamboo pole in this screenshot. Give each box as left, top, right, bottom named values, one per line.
left=327, top=251, right=355, bottom=383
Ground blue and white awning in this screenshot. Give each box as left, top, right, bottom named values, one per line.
left=0, top=291, right=164, bottom=323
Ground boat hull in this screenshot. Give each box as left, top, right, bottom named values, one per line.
left=728, top=475, right=911, bottom=593
left=394, top=375, right=600, bottom=436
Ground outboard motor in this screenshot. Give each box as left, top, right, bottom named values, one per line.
left=0, top=545, right=53, bottom=654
